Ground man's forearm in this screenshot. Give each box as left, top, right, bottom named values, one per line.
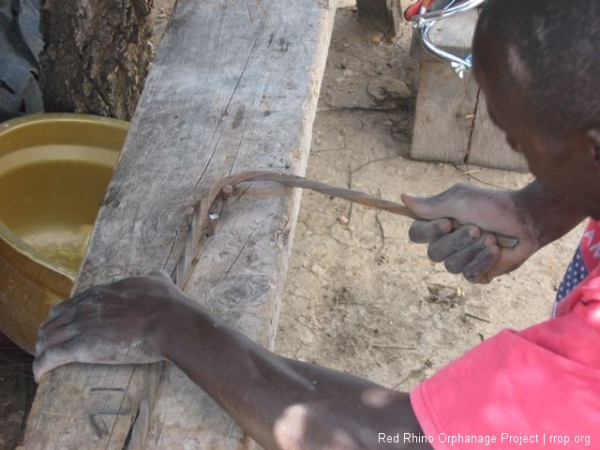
left=159, top=306, right=431, bottom=450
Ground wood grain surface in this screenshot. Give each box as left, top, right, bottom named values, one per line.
left=24, top=0, right=336, bottom=448
left=467, top=94, right=528, bottom=172
left=410, top=61, right=479, bottom=164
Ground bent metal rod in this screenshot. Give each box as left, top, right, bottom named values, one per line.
left=172, top=170, right=519, bottom=286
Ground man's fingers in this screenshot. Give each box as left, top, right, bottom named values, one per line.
left=427, top=225, right=481, bottom=262
left=444, top=238, right=488, bottom=274
left=47, top=285, right=115, bottom=319
left=485, top=246, right=529, bottom=281
left=408, top=219, right=453, bottom=243
left=33, top=338, right=83, bottom=383
left=462, top=243, right=501, bottom=283
left=41, top=298, right=108, bottom=334
left=42, top=303, right=85, bottom=335
left=47, top=288, right=96, bottom=320
left=36, top=322, right=81, bottom=357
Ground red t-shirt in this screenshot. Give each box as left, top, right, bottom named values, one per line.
left=410, top=221, right=600, bottom=449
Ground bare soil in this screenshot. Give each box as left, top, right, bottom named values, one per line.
left=274, top=7, right=582, bottom=391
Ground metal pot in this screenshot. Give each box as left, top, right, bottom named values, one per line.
left=0, top=113, right=127, bottom=353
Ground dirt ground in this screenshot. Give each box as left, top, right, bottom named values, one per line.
left=0, top=3, right=584, bottom=449
left=274, top=6, right=583, bottom=391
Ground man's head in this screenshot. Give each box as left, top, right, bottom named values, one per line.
left=472, top=0, right=600, bottom=218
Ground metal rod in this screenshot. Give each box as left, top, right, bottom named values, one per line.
left=414, top=21, right=472, bottom=76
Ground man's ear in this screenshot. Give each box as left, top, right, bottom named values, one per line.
left=587, top=128, right=600, bottom=166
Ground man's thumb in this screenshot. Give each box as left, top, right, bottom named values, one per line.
left=401, top=193, right=447, bottom=220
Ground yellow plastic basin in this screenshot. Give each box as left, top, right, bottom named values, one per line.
left=0, top=113, right=128, bottom=353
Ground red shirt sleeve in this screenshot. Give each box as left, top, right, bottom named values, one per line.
left=410, top=269, right=600, bottom=449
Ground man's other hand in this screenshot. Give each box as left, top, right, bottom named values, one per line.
left=33, top=270, right=187, bottom=382
left=402, top=183, right=539, bottom=283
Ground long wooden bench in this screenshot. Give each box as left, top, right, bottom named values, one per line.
left=23, top=0, right=337, bottom=448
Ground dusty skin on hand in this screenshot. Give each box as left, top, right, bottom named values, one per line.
left=402, top=183, right=540, bottom=284
left=33, top=270, right=188, bottom=382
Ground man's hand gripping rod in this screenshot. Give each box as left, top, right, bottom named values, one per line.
left=172, top=171, right=519, bottom=286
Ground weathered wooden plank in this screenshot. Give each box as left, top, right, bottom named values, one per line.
left=467, top=94, right=529, bottom=172
left=410, top=61, right=529, bottom=171
left=356, top=0, right=402, bottom=37
left=410, top=9, right=478, bottom=61
left=23, top=0, right=336, bottom=448
left=410, top=61, right=479, bottom=164
left=408, top=8, right=528, bottom=171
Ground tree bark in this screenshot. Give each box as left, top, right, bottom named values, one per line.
left=40, top=0, right=152, bottom=120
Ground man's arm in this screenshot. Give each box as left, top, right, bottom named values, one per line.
left=34, top=271, right=432, bottom=450
left=403, top=179, right=587, bottom=283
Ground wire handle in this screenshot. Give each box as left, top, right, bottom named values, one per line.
left=412, top=0, right=485, bottom=78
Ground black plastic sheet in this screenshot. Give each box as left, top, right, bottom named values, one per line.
left=0, top=0, right=43, bottom=121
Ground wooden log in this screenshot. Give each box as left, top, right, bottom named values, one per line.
left=410, top=61, right=479, bottom=164
left=466, top=94, right=529, bottom=172
left=23, top=0, right=337, bottom=448
left=356, top=0, right=402, bottom=37
left=409, top=9, right=479, bottom=165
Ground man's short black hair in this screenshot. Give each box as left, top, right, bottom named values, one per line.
left=474, top=0, right=600, bottom=138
